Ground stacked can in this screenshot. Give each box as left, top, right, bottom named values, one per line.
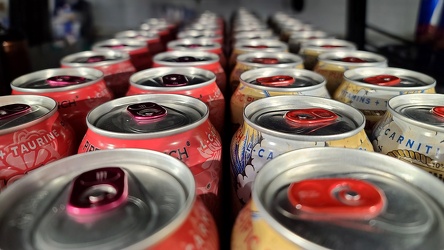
left=60, top=50, right=136, bottom=99
left=140, top=18, right=177, bottom=46
left=232, top=147, right=444, bottom=249
left=229, top=51, right=304, bottom=93
left=78, top=94, right=223, bottom=223
left=230, top=95, right=373, bottom=214
left=126, top=67, right=225, bottom=135
left=288, top=30, right=331, bottom=54
left=0, top=95, right=75, bottom=189
left=334, top=67, right=436, bottom=133
left=279, top=22, right=314, bottom=43
left=314, top=50, right=388, bottom=96
left=114, top=29, right=165, bottom=56
left=0, top=149, right=219, bottom=249
left=10, top=68, right=113, bottom=146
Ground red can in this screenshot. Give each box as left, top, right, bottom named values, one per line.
left=78, top=94, right=223, bottom=222
left=114, top=29, right=165, bottom=56
left=61, top=50, right=136, bottom=99
left=0, top=149, right=219, bottom=249
left=153, top=51, right=227, bottom=95
left=140, top=23, right=172, bottom=47
left=0, top=95, right=75, bottom=189
left=92, top=38, right=152, bottom=71
left=127, top=67, right=225, bottom=135
left=143, top=18, right=178, bottom=41
left=10, top=68, right=113, bottom=147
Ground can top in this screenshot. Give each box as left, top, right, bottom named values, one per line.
left=153, top=51, right=219, bottom=66
left=300, top=38, right=357, bottom=54
left=0, top=149, right=196, bottom=250
left=244, top=95, right=364, bottom=140
left=288, top=30, right=329, bottom=42
left=281, top=23, right=314, bottom=34
left=114, top=30, right=160, bottom=41
left=92, top=38, right=147, bottom=53
left=61, top=50, right=131, bottom=67
left=317, top=50, right=388, bottom=67
left=11, top=67, right=104, bottom=92
left=177, top=30, right=222, bottom=40
left=167, top=38, right=221, bottom=51
left=129, top=67, right=216, bottom=91
left=233, top=30, right=274, bottom=41
left=234, top=39, right=288, bottom=53
left=253, top=147, right=444, bottom=250
left=240, top=67, right=326, bottom=92
left=87, top=94, right=208, bottom=138
left=232, top=24, right=269, bottom=33
left=344, top=67, right=436, bottom=90
left=237, top=51, right=303, bottom=68
left=0, top=95, right=57, bottom=134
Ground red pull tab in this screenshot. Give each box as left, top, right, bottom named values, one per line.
left=185, top=44, right=201, bottom=48
left=285, top=108, right=338, bottom=125
left=256, top=75, right=295, bottom=86
left=321, top=45, right=346, bottom=48
left=288, top=178, right=385, bottom=219
left=127, top=102, right=167, bottom=122
left=432, top=106, right=444, bottom=117
left=103, top=44, right=127, bottom=49
left=86, top=55, right=106, bottom=63
left=46, top=75, right=88, bottom=87
left=177, top=56, right=198, bottom=62
left=341, top=57, right=367, bottom=63
left=0, top=104, right=31, bottom=120
left=252, top=57, right=279, bottom=64
left=67, top=167, right=128, bottom=216
left=363, top=74, right=401, bottom=86
left=245, top=45, right=269, bottom=49
left=162, top=74, right=188, bottom=86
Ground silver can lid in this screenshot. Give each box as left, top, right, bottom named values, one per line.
left=300, top=38, right=357, bottom=53
left=167, top=38, right=221, bottom=51
left=153, top=51, right=219, bottom=66
left=237, top=51, right=303, bottom=68
left=233, top=30, right=275, bottom=41
left=114, top=30, right=159, bottom=41
left=288, top=30, right=329, bottom=42
left=0, top=148, right=195, bottom=249
left=253, top=147, right=444, bottom=249
left=177, top=30, right=222, bottom=40
left=234, top=39, right=288, bottom=53
left=317, top=50, right=388, bottom=67
left=92, top=38, right=146, bottom=53
left=61, top=50, right=130, bottom=68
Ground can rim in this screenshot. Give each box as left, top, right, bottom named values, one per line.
left=167, top=38, right=221, bottom=50
left=92, top=38, right=147, bottom=53
left=237, top=51, right=304, bottom=68
left=114, top=30, right=160, bottom=41
left=234, top=38, right=289, bottom=52
left=177, top=30, right=223, bottom=39
left=299, top=38, right=357, bottom=54
left=61, top=50, right=131, bottom=67
left=317, top=50, right=388, bottom=67
left=153, top=51, right=219, bottom=66
left=288, top=30, right=329, bottom=42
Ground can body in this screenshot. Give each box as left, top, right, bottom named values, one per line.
left=0, top=95, right=75, bottom=189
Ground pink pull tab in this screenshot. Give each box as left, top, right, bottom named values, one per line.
left=287, top=178, right=385, bottom=219
left=162, top=74, right=188, bottom=86
left=177, top=56, right=198, bottom=62
left=46, top=75, right=88, bottom=87
left=127, top=102, right=167, bottom=122
left=341, top=57, right=367, bottom=63
left=432, top=106, right=444, bottom=117
left=86, top=55, right=106, bottom=63
left=252, top=57, right=279, bottom=64
left=67, top=167, right=128, bottom=216
left=245, top=45, right=269, bottom=49
left=103, top=44, right=127, bottom=49
left=185, top=44, right=201, bottom=48
left=0, top=104, right=31, bottom=120
left=321, top=45, right=345, bottom=48
left=256, top=75, right=295, bottom=86
left=363, top=74, right=401, bottom=86
left=285, top=108, right=338, bottom=125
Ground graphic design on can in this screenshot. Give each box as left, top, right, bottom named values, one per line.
left=61, top=50, right=136, bottom=99
left=0, top=95, right=75, bottom=189
left=229, top=51, right=304, bottom=94
left=230, top=68, right=330, bottom=132
left=114, top=29, right=165, bottom=56
left=11, top=68, right=113, bottom=146
left=0, top=149, right=219, bottom=249
left=78, top=94, right=222, bottom=219
left=127, top=67, right=225, bottom=134
left=335, top=67, right=436, bottom=133
left=372, top=93, right=444, bottom=182
left=288, top=30, right=330, bottom=54
left=92, top=38, right=152, bottom=71
left=232, top=147, right=444, bottom=250
left=299, top=38, right=357, bottom=70
left=230, top=95, right=373, bottom=213
left=314, top=50, right=388, bottom=96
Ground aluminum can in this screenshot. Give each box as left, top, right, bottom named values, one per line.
left=232, top=147, right=444, bottom=250
left=143, top=18, right=178, bottom=40
left=167, top=38, right=227, bottom=70
left=114, top=29, right=165, bottom=56
left=78, top=94, right=222, bottom=220
left=335, top=67, right=436, bottom=133
left=288, top=30, right=330, bottom=54
left=279, top=23, right=314, bottom=42
left=415, top=0, right=444, bottom=44
left=0, top=148, right=219, bottom=249
left=230, top=68, right=329, bottom=131
left=230, top=95, right=373, bottom=213
left=184, top=23, right=224, bottom=36
left=314, top=50, right=388, bottom=96
left=372, top=93, right=444, bottom=181
left=140, top=22, right=173, bottom=46
left=92, top=38, right=152, bottom=71
left=10, top=68, right=113, bottom=147
left=177, top=30, right=224, bottom=46
left=61, top=50, right=136, bottom=99
left=231, top=30, right=275, bottom=45
left=153, top=51, right=227, bottom=95
left=229, top=51, right=304, bottom=93
left=299, top=38, right=357, bottom=70
left=126, top=67, right=225, bottom=135
left=0, top=95, right=75, bottom=189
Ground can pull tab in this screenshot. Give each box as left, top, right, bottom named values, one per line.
left=0, top=104, right=31, bottom=120
left=252, top=57, right=279, bottom=64
left=285, top=108, right=338, bottom=125
left=86, top=55, right=106, bottom=63
left=162, top=74, right=188, bottom=86
left=245, top=45, right=269, bottom=49
left=256, top=75, right=295, bottom=86
left=127, top=102, right=167, bottom=122
left=321, top=45, right=345, bottom=48
left=432, top=107, right=444, bottom=117
left=341, top=57, right=367, bottom=63
left=184, top=44, right=202, bottom=48
left=288, top=178, right=385, bottom=219
left=67, top=167, right=128, bottom=216
left=177, top=56, right=198, bottom=62
left=103, top=44, right=127, bottom=49
left=46, top=75, right=88, bottom=87
left=363, top=74, right=401, bottom=86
